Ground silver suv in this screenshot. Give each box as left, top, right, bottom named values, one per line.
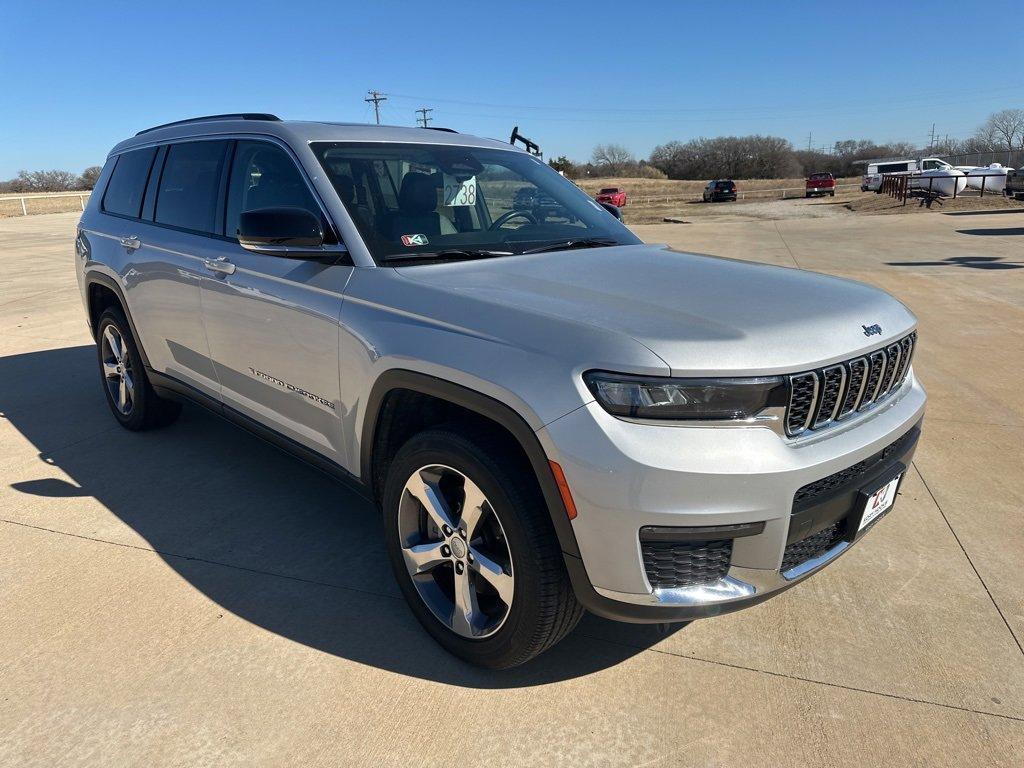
left=76, top=115, right=926, bottom=668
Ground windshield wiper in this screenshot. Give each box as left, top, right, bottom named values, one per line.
left=380, top=248, right=513, bottom=265
left=518, top=237, right=619, bottom=255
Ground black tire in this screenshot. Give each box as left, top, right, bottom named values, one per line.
left=382, top=427, right=582, bottom=668
left=830, top=191, right=835, bottom=197
left=95, top=307, right=181, bottom=431
left=805, top=192, right=811, bottom=198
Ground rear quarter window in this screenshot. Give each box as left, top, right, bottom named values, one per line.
left=102, top=148, right=157, bottom=218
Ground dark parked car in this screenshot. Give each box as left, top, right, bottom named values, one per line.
left=703, top=180, right=737, bottom=202
left=512, top=186, right=562, bottom=218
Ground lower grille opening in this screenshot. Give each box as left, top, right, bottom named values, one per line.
left=793, top=427, right=917, bottom=508
left=641, top=539, right=732, bottom=589
left=781, top=522, right=844, bottom=572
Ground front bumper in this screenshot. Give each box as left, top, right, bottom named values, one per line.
left=540, top=373, right=926, bottom=622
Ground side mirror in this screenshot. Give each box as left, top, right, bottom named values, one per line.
left=238, top=207, right=340, bottom=258
left=599, top=201, right=622, bottom=220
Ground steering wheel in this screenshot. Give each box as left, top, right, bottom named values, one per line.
left=489, top=210, right=537, bottom=230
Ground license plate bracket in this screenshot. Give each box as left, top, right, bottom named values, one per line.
left=848, top=467, right=906, bottom=540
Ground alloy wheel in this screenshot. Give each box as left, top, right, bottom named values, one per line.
left=398, top=464, right=515, bottom=639
left=101, top=324, right=134, bottom=416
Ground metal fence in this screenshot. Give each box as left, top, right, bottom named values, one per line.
left=0, top=191, right=91, bottom=216
left=937, top=149, right=1023, bottom=169
left=879, top=170, right=1010, bottom=206
left=629, top=182, right=860, bottom=205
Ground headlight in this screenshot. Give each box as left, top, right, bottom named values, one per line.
left=584, top=371, right=787, bottom=421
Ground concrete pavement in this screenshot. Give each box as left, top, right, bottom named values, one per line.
left=1, top=211, right=1022, bottom=766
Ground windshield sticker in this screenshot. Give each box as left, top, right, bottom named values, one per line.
left=401, top=234, right=429, bottom=247
left=443, top=174, right=478, bottom=207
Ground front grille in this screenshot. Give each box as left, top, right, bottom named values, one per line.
left=781, top=522, right=843, bottom=572
left=792, top=426, right=917, bottom=507
left=859, top=350, right=887, bottom=410
left=838, top=358, right=867, bottom=417
left=787, top=373, right=818, bottom=434
left=785, top=331, right=917, bottom=437
left=641, top=539, right=732, bottom=589
left=813, top=365, right=846, bottom=427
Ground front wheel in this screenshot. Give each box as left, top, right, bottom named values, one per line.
left=382, top=428, right=582, bottom=668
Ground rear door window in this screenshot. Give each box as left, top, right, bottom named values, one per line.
left=102, top=148, right=157, bottom=218
left=155, top=140, right=229, bottom=234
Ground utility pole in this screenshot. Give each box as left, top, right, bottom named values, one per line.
left=365, top=90, right=387, bottom=125
left=929, top=123, right=937, bottom=148
left=415, top=107, right=433, bottom=128
left=807, top=132, right=813, bottom=151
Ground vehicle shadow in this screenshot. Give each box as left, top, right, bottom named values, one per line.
left=885, top=255, right=1024, bottom=270
left=955, top=227, right=1024, bottom=237
left=1, top=345, right=684, bottom=687
left=942, top=207, right=1024, bottom=216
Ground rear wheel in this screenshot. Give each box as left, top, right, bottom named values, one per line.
left=382, top=427, right=582, bottom=668
left=95, top=307, right=181, bottom=431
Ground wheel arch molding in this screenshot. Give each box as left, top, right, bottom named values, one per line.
left=360, top=369, right=582, bottom=560
left=85, top=272, right=152, bottom=369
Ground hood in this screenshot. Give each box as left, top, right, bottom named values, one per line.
left=395, top=244, right=917, bottom=376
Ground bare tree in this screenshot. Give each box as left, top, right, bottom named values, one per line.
left=78, top=166, right=103, bottom=190
left=976, top=109, right=1024, bottom=151
left=590, top=144, right=635, bottom=175
left=650, top=135, right=800, bottom=179
left=9, top=169, right=80, bottom=192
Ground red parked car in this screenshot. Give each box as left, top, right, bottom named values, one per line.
left=595, top=187, right=627, bottom=207
left=805, top=172, right=836, bottom=198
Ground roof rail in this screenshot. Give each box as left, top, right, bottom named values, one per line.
left=421, top=126, right=458, bottom=133
left=136, top=113, right=281, bottom=136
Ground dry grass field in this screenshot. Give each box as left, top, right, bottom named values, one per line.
left=844, top=189, right=1024, bottom=215
left=576, top=176, right=1024, bottom=223
left=0, top=192, right=90, bottom=218
left=4, top=178, right=1021, bottom=224
left=575, top=175, right=861, bottom=199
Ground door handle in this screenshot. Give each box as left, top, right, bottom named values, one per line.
left=120, top=235, right=141, bottom=249
left=203, top=257, right=236, bottom=275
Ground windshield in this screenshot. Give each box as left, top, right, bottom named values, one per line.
left=311, top=142, right=639, bottom=263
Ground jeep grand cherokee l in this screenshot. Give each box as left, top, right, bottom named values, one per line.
left=76, top=114, right=925, bottom=668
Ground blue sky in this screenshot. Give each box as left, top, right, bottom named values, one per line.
left=2, top=0, right=1023, bottom=177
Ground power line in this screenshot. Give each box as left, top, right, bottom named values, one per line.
left=365, top=90, right=387, bottom=125
left=385, top=83, right=1024, bottom=118
left=415, top=107, right=433, bottom=128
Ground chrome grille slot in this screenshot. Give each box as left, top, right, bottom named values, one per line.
left=786, top=373, right=818, bottom=436
left=859, top=350, right=887, bottom=410
left=838, top=357, right=868, bottom=418
left=784, top=332, right=917, bottom=438
left=880, top=343, right=901, bottom=396
left=894, top=333, right=915, bottom=387
left=813, top=365, right=845, bottom=427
